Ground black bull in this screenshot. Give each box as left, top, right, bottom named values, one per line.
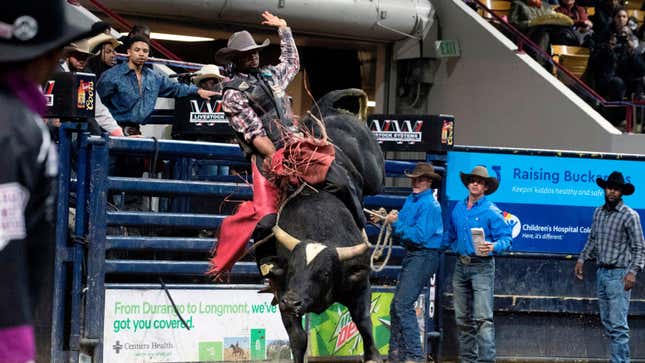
left=261, top=89, right=385, bottom=363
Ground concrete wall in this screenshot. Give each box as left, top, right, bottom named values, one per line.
left=425, top=0, right=645, bottom=154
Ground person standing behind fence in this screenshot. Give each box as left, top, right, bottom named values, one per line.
left=441, top=166, right=512, bottom=363
left=370, top=162, right=443, bottom=363
left=574, top=171, right=644, bottom=363
left=0, top=1, right=97, bottom=362
left=97, top=34, right=217, bottom=136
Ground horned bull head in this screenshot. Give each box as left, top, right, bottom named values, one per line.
left=272, top=225, right=369, bottom=261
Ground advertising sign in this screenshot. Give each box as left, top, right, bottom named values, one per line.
left=307, top=292, right=426, bottom=357
left=446, top=151, right=645, bottom=254
left=103, top=288, right=290, bottom=362
left=368, top=114, right=454, bottom=152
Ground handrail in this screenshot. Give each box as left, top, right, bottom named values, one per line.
left=86, top=0, right=182, bottom=61
left=471, top=0, right=642, bottom=131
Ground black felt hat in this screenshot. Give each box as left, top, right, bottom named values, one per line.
left=596, top=171, right=635, bottom=196
left=0, top=0, right=99, bottom=62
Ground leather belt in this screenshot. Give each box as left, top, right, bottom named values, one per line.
left=459, top=255, right=492, bottom=265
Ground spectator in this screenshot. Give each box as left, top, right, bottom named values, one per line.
left=192, top=64, right=226, bottom=92
left=595, top=6, right=630, bottom=44
left=97, top=34, right=216, bottom=136
left=591, top=0, right=621, bottom=43
left=586, top=25, right=645, bottom=125
left=575, top=171, right=644, bottom=363
left=370, top=163, right=443, bottom=363
left=91, top=21, right=112, bottom=35
left=85, top=33, right=124, bottom=136
left=555, top=0, right=595, bottom=46
left=441, top=166, right=513, bottom=363
left=60, top=39, right=93, bottom=72
left=0, top=1, right=97, bottom=362
left=115, top=24, right=151, bottom=54
left=510, top=0, right=580, bottom=55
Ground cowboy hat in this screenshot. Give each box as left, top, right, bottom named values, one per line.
left=404, top=162, right=442, bottom=181
left=596, top=171, right=635, bottom=196
left=215, top=30, right=270, bottom=65
left=459, top=166, right=499, bottom=195
left=0, top=0, right=100, bottom=62
left=86, top=33, right=122, bottom=54
left=64, top=38, right=96, bottom=57
left=192, top=64, right=225, bottom=85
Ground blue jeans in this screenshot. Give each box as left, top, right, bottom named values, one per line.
left=452, top=258, right=495, bottom=363
left=388, top=249, right=440, bottom=362
left=597, top=267, right=631, bottom=363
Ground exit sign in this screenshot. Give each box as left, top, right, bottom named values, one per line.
left=435, top=40, right=461, bottom=58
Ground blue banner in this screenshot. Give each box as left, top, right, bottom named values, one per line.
left=446, top=151, right=645, bottom=254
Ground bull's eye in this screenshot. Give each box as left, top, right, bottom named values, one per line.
left=305, top=243, right=327, bottom=265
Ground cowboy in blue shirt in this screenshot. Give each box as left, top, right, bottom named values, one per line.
left=97, top=35, right=216, bottom=134
left=372, top=162, right=443, bottom=363
left=441, top=166, right=512, bottom=363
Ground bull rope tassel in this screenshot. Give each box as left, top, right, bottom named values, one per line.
left=365, top=208, right=395, bottom=272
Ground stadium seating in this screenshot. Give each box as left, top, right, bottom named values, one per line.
left=551, top=45, right=590, bottom=78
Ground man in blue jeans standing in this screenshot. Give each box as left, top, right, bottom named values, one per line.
left=442, top=166, right=512, bottom=363
left=372, top=162, right=443, bottom=363
left=575, top=171, right=644, bottom=363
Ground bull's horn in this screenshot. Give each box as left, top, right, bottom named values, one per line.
left=336, top=242, right=369, bottom=261
left=272, top=225, right=300, bottom=251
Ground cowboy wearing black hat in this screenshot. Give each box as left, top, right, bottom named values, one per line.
left=575, top=171, right=644, bottom=363
left=441, top=165, right=512, bottom=363
left=0, top=1, right=99, bottom=361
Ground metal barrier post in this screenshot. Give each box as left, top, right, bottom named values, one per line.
left=83, top=135, right=110, bottom=361
left=51, top=123, right=86, bottom=362
left=69, top=131, right=91, bottom=355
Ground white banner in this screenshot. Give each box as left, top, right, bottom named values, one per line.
left=104, top=288, right=290, bottom=362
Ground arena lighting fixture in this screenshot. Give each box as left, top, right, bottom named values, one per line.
left=367, top=100, right=376, bottom=108
left=120, top=32, right=214, bottom=42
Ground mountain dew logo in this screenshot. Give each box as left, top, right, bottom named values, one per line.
left=330, top=295, right=380, bottom=353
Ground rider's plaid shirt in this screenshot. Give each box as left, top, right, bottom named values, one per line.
left=223, top=26, right=299, bottom=142
left=579, top=201, right=645, bottom=275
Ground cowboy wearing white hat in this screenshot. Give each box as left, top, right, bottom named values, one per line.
left=192, top=64, right=226, bottom=91
left=0, top=1, right=99, bottom=361
left=441, top=165, right=512, bottom=362
left=575, top=171, right=644, bottom=362
left=62, top=37, right=96, bottom=72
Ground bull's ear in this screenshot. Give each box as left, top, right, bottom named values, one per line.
left=259, top=257, right=286, bottom=278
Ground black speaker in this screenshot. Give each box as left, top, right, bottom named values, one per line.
left=44, top=71, right=96, bottom=120
left=367, top=114, right=454, bottom=153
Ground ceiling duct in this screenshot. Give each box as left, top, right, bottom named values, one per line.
left=90, top=0, right=434, bottom=42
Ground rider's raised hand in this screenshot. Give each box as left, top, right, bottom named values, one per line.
left=261, top=11, right=287, bottom=28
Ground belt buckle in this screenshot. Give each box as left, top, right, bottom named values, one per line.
left=459, top=255, right=471, bottom=265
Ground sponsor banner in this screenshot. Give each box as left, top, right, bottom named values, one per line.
left=104, top=289, right=290, bottom=362
left=368, top=114, right=454, bottom=152
left=307, top=292, right=426, bottom=357
left=446, top=151, right=645, bottom=254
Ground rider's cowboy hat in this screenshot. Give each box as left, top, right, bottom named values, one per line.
left=460, top=166, right=499, bottom=195
left=0, top=0, right=99, bottom=62
left=215, top=30, right=269, bottom=65
left=404, top=162, right=442, bottom=181
left=596, top=171, right=635, bottom=196
left=192, top=64, right=225, bottom=86
left=86, top=33, right=122, bottom=54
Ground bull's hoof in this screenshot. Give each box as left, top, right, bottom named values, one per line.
left=258, top=286, right=273, bottom=294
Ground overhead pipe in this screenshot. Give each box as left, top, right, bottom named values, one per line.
left=88, top=0, right=435, bottom=42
